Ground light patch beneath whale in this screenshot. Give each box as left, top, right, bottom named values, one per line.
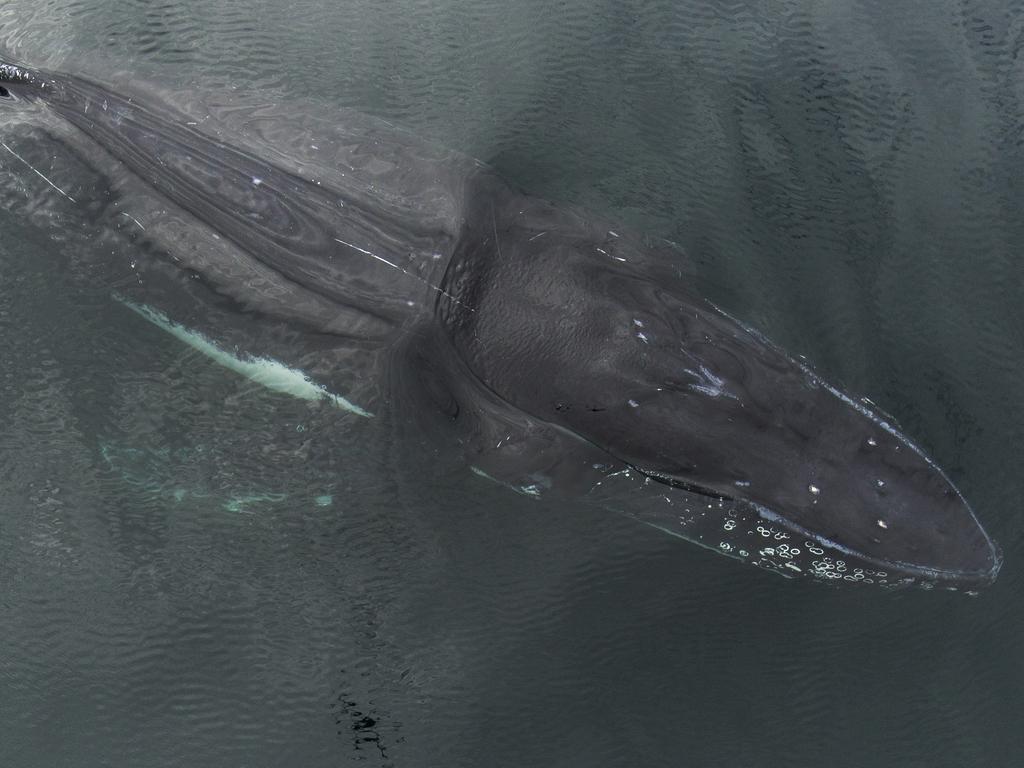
left=114, top=295, right=373, bottom=417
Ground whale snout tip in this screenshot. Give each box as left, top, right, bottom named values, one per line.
left=858, top=457, right=1003, bottom=591
left=938, top=518, right=1003, bottom=590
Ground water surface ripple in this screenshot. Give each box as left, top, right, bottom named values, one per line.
left=0, top=1, right=1022, bottom=766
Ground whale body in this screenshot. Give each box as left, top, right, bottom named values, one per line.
left=0, top=58, right=1002, bottom=590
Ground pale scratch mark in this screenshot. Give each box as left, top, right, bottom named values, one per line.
left=528, top=231, right=548, bottom=242
left=333, top=238, right=474, bottom=312
left=491, top=205, right=503, bottom=261
left=120, top=212, right=145, bottom=231
left=1, top=141, right=77, bottom=203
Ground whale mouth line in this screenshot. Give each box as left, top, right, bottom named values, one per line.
left=637, top=468, right=1002, bottom=586
left=754, top=504, right=1003, bottom=585
left=639, top=470, right=729, bottom=502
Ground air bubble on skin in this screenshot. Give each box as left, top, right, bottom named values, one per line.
left=808, top=484, right=821, bottom=495
left=252, top=177, right=263, bottom=186
left=877, top=519, right=888, bottom=529
left=734, top=480, right=750, bottom=487
left=876, top=479, right=885, bottom=488
left=867, top=437, right=878, bottom=446
left=633, top=319, right=644, bottom=328
left=627, top=399, right=639, bottom=408
left=636, top=332, right=648, bottom=343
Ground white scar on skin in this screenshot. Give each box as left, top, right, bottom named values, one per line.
left=333, top=237, right=474, bottom=311
left=1, top=140, right=77, bottom=202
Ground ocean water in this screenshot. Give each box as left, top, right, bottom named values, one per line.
left=1, top=1, right=1022, bottom=766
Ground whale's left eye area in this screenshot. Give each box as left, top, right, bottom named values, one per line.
left=0, top=86, right=11, bottom=98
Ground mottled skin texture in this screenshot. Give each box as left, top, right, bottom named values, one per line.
left=0, top=58, right=1002, bottom=589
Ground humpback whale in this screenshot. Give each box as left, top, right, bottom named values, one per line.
left=0, top=57, right=1002, bottom=590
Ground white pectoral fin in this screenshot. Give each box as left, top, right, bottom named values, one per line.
left=114, top=295, right=372, bottom=417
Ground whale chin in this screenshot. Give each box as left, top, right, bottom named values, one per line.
left=588, top=468, right=1001, bottom=592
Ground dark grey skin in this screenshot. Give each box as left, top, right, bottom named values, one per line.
left=0, top=58, right=1002, bottom=590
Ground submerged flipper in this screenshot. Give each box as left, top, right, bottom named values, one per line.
left=114, top=295, right=372, bottom=416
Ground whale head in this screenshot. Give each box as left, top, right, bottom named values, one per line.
left=439, top=211, right=1002, bottom=590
